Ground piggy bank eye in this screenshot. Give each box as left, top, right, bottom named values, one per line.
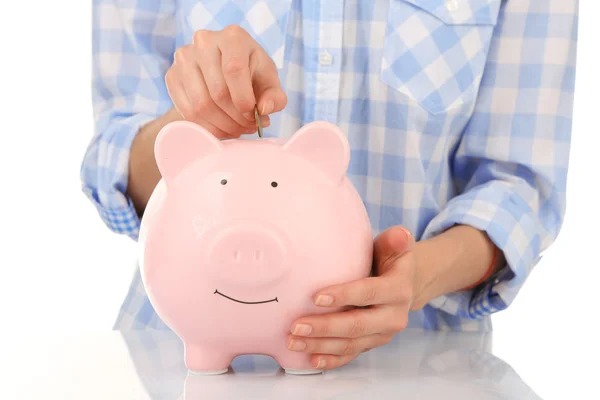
left=271, top=181, right=278, bottom=188
left=221, top=179, right=228, bottom=185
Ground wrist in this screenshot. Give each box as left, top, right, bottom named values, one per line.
left=127, top=108, right=182, bottom=214
left=459, top=245, right=499, bottom=291
left=410, top=225, right=503, bottom=310
left=409, top=237, right=452, bottom=310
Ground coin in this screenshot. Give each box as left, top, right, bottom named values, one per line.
left=254, top=104, right=263, bottom=138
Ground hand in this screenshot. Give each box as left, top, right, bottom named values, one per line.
left=165, top=24, right=287, bottom=139
left=287, top=226, right=418, bottom=370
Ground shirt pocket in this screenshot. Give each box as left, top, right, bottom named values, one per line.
left=184, top=0, right=293, bottom=69
left=381, top=0, right=502, bottom=115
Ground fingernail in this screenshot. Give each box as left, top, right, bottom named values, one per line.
left=315, top=295, right=334, bottom=307
left=292, top=323, right=312, bottom=336
left=287, top=338, right=306, bottom=351
left=242, top=112, right=254, bottom=121
left=313, top=358, right=326, bottom=369
left=245, top=127, right=256, bottom=134
left=401, top=227, right=414, bottom=244
left=261, top=100, right=274, bottom=115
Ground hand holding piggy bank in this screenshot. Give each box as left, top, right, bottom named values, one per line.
left=139, top=120, right=373, bottom=375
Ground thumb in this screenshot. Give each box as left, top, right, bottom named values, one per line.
left=373, top=226, right=415, bottom=275
left=250, top=53, right=287, bottom=116
left=255, top=85, right=287, bottom=116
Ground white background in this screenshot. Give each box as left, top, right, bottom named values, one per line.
left=0, top=1, right=598, bottom=399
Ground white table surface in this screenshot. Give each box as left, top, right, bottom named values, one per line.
left=1, top=327, right=596, bottom=400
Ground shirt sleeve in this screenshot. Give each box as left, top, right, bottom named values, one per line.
left=80, top=0, right=177, bottom=240
left=420, top=0, right=578, bottom=319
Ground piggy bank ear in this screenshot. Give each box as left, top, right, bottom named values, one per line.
left=154, top=121, right=223, bottom=183
left=283, top=121, right=350, bottom=184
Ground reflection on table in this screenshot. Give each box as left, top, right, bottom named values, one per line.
left=120, top=328, right=541, bottom=400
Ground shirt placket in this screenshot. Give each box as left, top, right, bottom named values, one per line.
left=305, top=0, right=344, bottom=125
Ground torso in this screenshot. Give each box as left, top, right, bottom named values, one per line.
left=117, top=0, right=504, bottom=332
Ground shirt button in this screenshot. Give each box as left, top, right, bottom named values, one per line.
left=445, top=0, right=458, bottom=12
left=318, top=51, right=333, bottom=66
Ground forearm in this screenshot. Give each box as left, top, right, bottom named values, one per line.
left=127, top=107, right=182, bottom=216
left=411, top=225, right=505, bottom=310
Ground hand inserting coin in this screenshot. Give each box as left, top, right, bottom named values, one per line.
left=254, top=105, right=264, bottom=138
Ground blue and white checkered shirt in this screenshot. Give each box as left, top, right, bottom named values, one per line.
left=82, top=0, right=578, bottom=331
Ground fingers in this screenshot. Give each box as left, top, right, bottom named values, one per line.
left=296, top=333, right=394, bottom=371
left=165, top=73, right=193, bottom=122
left=308, top=354, right=358, bottom=371
left=167, top=26, right=283, bottom=139
left=216, top=24, right=286, bottom=117
left=291, top=306, right=408, bottom=339
left=313, top=273, right=414, bottom=308
left=195, top=45, right=255, bottom=129
left=251, top=57, right=287, bottom=115
left=287, top=332, right=394, bottom=356
left=286, top=331, right=395, bottom=371
left=168, top=46, right=247, bottom=138
left=192, top=117, right=234, bottom=139
left=165, top=70, right=233, bottom=139
left=218, top=25, right=257, bottom=115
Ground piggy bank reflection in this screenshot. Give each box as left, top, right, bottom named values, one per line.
left=139, top=120, right=373, bottom=375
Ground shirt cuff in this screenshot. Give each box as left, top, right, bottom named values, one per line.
left=82, top=185, right=141, bottom=241
left=81, top=113, right=157, bottom=241
left=420, top=182, right=543, bottom=319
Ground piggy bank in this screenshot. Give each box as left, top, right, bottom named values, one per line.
left=139, top=120, right=373, bottom=375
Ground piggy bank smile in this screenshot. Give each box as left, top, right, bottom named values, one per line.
left=214, top=289, right=279, bottom=305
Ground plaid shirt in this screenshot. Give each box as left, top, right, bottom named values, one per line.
left=82, top=0, right=578, bottom=331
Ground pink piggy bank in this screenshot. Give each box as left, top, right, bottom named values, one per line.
left=139, top=120, right=373, bottom=375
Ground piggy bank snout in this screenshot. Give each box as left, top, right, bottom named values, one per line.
left=206, top=224, right=290, bottom=285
